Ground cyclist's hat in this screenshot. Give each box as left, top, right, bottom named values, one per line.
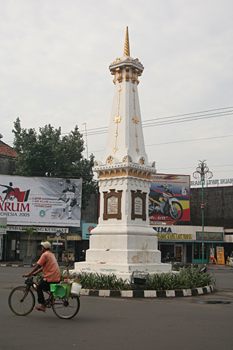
left=41, top=241, right=51, bottom=249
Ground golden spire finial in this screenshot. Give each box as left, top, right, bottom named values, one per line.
left=123, top=26, right=130, bottom=57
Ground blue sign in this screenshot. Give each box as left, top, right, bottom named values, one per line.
left=196, top=232, right=223, bottom=241
left=82, top=223, right=97, bottom=240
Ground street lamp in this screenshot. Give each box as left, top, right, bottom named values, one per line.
left=193, top=160, right=213, bottom=266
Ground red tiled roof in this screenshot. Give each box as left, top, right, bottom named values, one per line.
left=0, top=140, right=18, bottom=157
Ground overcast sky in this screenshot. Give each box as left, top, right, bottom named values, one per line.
left=0, top=0, right=232, bottom=183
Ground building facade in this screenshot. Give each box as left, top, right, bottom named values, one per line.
left=155, top=224, right=224, bottom=264
left=0, top=138, right=17, bottom=175
left=155, top=185, right=233, bottom=263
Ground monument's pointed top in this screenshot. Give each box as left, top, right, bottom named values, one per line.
left=123, top=26, right=130, bottom=57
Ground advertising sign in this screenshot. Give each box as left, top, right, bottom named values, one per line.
left=216, top=247, right=225, bottom=265
left=0, top=218, right=7, bottom=234
left=196, top=232, right=223, bottom=241
left=82, top=223, right=97, bottom=240
left=153, top=226, right=193, bottom=240
left=149, top=174, right=190, bottom=223
left=0, top=175, right=82, bottom=227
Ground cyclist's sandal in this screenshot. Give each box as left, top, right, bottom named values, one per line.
left=34, top=306, right=46, bottom=313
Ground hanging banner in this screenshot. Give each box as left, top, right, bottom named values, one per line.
left=149, top=174, right=190, bottom=223
left=0, top=175, right=82, bottom=227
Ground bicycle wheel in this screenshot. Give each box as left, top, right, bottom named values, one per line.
left=52, top=296, right=80, bottom=319
left=8, top=286, right=35, bottom=316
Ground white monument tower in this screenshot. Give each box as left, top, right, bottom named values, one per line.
left=74, top=27, right=171, bottom=278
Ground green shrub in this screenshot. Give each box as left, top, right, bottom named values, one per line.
left=75, top=272, right=128, bottom=291
left=70, top=268, right=215, bottom=291
left=35, top=267, right=215, bottom=291
left=144, top=268, right=215, bottom=290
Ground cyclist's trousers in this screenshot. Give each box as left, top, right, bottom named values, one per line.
left=37, top=279, right=60, bottom=304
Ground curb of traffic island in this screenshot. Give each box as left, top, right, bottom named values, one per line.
left=0, top=263, right=34, bottom=268
left=80, top=285, right=214, bottom=298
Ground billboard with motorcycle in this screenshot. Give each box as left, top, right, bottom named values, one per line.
left=0, top=175, right=82, bottom=227
left=149, top=174, right=190, bottom=223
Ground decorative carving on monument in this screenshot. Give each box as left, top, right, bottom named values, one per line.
left=113, top=85, right=122, bottom=154
left=107, top=156, right=114, bottom=164
left=139, top=157, right=145, bottom=165
left=131, top=68, right=141, bottom=85
left=131, top=190, right=147, bottom=221
left=110, top=57, right=143, bottom=68
left=116, top=67, right=122, bottom=83
left=110, top=69, right=117, bottom=84
left=98, top=168, right=129, bottom=179
left=122, top=155, right=133, bottom=163
left=131, top=68, right=136, bottom=84
left=110, top=66, right=142, bottom=84
left=103, top=189, right=122, bottom=220
left=125, top=66, right=130, bottom=81
left=132, top=86, right=139, bottom=153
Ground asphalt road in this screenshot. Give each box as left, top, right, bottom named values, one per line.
left=0, top=266, right=233, bottom=350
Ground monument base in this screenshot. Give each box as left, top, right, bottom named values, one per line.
left=73, top=231, right=172, bottom=280
left=73, top=261, right=171, bottom=280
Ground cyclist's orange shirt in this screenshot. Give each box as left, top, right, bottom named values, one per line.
left=37, top=251, right=60, bottom=282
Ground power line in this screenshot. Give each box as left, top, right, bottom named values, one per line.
left=89, top=134, right=233, bottom=153
left=83, top=106, right=233, bottom=136
left=142, top=106, right=233, bottom=123
left=146, top=134, right=233, bottom=147
left=160, top=165, right=233, bottom=171
left=3, top=106, right=233, bottom=174
left=4, top=106, right=233, bottom=142
left=142, top=111, right=233, bottom=128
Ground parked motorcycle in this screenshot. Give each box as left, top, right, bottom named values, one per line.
left=149, top=184, right=183, bottom=220
left=161, top=253, right=176, bottom=263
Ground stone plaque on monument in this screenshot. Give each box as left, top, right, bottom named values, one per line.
left=107, top=196, right=118, bottom=215
left=131, top=190, right=146, bottom=221
left=134, top=197, right=143, bottom=215
left=103, top=189, right=122, bottom=220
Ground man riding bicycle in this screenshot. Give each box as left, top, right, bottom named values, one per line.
left=23, top=241, right=60, bottom=312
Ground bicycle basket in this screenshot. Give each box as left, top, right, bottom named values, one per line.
left=25, top=276, right=34, bottom=285
left=50, top=284, right=66, bottom=298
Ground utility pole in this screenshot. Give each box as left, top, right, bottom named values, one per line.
left=193, top=160, right=213, bottom=266
left=83, top=123, right=88, bottom=159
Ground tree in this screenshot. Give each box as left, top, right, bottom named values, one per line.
left=12, top=118, right=97, bottom=209
left=21, top=226, right=38, bottom=257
